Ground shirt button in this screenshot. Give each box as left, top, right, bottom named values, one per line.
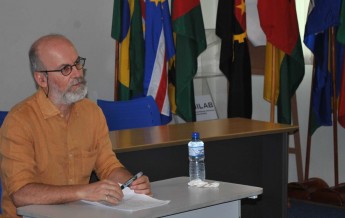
left=69, top=153, right=73, bottom=158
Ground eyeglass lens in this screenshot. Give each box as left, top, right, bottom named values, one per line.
left=61, top=57, right=85, bottom=76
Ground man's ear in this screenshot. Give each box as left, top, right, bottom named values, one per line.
left=34, top=72, right=47, bottom=88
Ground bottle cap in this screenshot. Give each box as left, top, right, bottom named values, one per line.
left=192, top=132, right=200, bottom=140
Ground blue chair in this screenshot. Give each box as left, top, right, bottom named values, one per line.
left=97, top=96, right=162, bottom=131
left=0, top=111, right=8, bottom=127
left=0, top=111, right=7, bottom=214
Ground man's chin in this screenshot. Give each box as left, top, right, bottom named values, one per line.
left=64, top=87, right=88, bottom=104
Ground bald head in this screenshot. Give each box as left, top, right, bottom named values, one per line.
left=29, top=34, right=77, bottom=75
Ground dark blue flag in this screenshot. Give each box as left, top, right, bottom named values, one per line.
left=304, top=0, right=342, bottom=134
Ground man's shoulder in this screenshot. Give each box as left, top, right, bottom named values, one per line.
left=77, top=98, right=97, bottom=107
left=10, top=92, right=38, bottom=115
left=75, top=98, right=101, bottom=113
left=2, top=92, right=40, bottom=130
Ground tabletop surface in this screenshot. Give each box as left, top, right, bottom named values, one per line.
left=17, top=177, right=263, bottom=218
left=109, top=118, right=297, bottom=152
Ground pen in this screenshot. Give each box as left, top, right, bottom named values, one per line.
left=120, top=171, right=143, bottom=190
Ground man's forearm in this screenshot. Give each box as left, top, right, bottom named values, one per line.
left=11, top=183, right=87, bottom=207
left=11, top=168, right=135, bottom=207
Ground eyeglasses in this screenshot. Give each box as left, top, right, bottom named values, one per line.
left=37, top=56, right=86, bottom=76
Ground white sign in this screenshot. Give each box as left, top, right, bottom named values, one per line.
left=195, top=95, right=218, bottom=121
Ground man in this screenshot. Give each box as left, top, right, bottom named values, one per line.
left=0, top=34, right=151, bottom=217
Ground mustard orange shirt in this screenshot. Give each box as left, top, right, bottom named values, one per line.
left=0, top=88, right=123, bottom=217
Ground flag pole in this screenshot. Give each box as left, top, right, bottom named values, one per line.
left=114, top=41, right=120, bottom=101
left=270, top=45, right=276, bottom=123
left=305, top=59, right=316, bottom=181
left=291, top=94, right=304, bottom=182
left=330, top=27, right=339, bottom=186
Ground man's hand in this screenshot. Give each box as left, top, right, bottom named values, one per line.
left=107, top=168, right=152, bottom=196
left=79, top=179, right=124, bottom=205
left=129, top=175, right=152, bottom=196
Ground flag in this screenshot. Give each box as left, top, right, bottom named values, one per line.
left=111, top=0, right=130, bottom=42
left=171, top=0, right=207, bottom=122
left=128, top=0, right=145, bottom=98
left=258, top=0, right=305, bottom=124
left=337, top=0, right=345, bottom=44
left=144, top=0, right=175, bottom=124
left=304, top=0, right=342, bottom=134
left=338, top=0, right=345, bottom=127
left=216, top=0, right=252, bottom=118
left=111, top=0, right=145, bottom=100
left=338, top=56, right=345, bottom=128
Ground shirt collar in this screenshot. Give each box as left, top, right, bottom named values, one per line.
left=36, top=88, right=61, bottom=119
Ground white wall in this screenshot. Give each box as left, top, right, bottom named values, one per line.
left=0, top=0, right=343, bottom=186
left=0, top=0, right=116, bottom=110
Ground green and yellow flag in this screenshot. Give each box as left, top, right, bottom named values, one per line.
left=111, top=0, right=144, bottom=100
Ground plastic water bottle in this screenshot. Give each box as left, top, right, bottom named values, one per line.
left=188, top=132, right=205, bottom=181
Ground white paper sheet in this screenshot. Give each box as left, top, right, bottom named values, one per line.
left=82, top=188, right=170, bottom=212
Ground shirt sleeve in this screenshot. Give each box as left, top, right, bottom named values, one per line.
left=93, top=107, right=124, bottom=180
left=0, top=112, right=39, bottom=195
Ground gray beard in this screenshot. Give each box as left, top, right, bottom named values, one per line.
left=49, top=79, right=88, bottom=105
left=63, top=85, right=88, bottom=104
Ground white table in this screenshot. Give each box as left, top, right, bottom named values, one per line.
left=17, top=177, right=263, bottom=218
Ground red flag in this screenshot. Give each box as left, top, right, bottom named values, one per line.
left=338, top=56, right=345, bottom=127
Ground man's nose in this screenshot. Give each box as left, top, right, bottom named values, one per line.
left=71, top=65, right=83, bottom=77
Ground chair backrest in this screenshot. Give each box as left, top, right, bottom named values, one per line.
left=97, top=96, right=161, bottom=131
left=0, top=111, right=8, bottom=127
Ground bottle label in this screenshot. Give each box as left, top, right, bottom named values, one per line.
left=188, top=140, right=204, bottom=157
left=188, top=146, right=204, bottom=157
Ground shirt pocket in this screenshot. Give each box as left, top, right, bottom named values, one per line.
left=75, top=149, right=98, bottom=182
